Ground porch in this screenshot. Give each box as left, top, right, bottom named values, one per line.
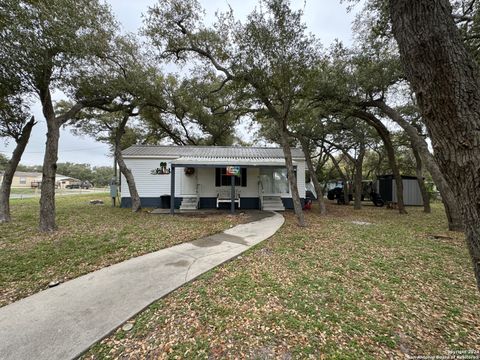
left=169, top=157, right=296, bottom=214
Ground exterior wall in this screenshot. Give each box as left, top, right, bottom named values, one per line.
left=296, top=161, right=306, bottom=198
left=392, top=178, right=424, bottom=206
left=10, top=175, right=41, bottom=188
left=120, top=158, right=181, bottom=198
left=120, top=157, right=307, bottom=208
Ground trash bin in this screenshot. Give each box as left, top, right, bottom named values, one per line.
left=160, top=195, right=171, bottom=209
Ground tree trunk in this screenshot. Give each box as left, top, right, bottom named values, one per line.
left=300, top=138, right=326, bottom=214
left=115, top=147, right=141, bottom=212
left=39, top=117, right=60, bottom=232
left=39, top=86, right=85, bottom=232
left=371, top=100, right=463, bottom=230
left=390, top=0, right=480, bottom=290
left=279, top=128, right=305, bottom=226
left=412, top=147, right=431, bottom=213
left=354, top=142, right=366, bottom=210
left=353, top=110, right=407, bottom=214
left=0, top=117, right=36, bottom=223
left=328, top=153, right=350, bottom=205
left=115, top=113, right=141, bottom=212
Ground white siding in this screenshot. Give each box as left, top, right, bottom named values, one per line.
left=120, top=159, right=181, bottom=197
left=296, top=161, right=306, bottom=198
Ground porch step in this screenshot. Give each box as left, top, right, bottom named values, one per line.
left=261, top=196, right=284, bottom=211
left=180, top=197, right=198, bottom=210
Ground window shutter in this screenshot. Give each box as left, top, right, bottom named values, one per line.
left=215, top=168, right=221, bottom=187
left=241, top=168, right=247, bottom=187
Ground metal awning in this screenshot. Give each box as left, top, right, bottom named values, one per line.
left=171, top=156, right=297, bottom=167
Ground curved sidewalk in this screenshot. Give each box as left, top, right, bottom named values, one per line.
left=0, top=212, right=284, bottom=360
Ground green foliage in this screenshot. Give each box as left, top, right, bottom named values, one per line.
left=141, top=73, right=239, bottom=146
left=0, top=0, right=117, bottom=100
left=55, top=163, right=114, bottom=186
left=0, top=153, right=8, bottom=170
left=145, top=0, right=321, bottom=135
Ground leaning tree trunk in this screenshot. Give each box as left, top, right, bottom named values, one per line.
left=354, top=110, right=407, bottom=214
left=115, top=147, right=141, bottom=212
left=300, top=138, right=326, bottom=214
left=115, top=113, right=141, bottom=212
left=0, top=117, right=35, bottom=223
left=412, top=147, right=431, bottom=213
left=390, top=0, right=480, bottom=290
left=279, top=128, right=305, bottom=226
left=353, top=143, right=366, bottom=210
left=371, top=100, right=463, bottom=230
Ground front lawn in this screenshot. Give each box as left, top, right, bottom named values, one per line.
left=0, top=195, right=243, bottom=307
left=83, top=203, right=480, bottom=359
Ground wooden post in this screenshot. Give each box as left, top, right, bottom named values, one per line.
left=170, top=165, right=175, bottom=215
left=231, top=174, right=235, bottom=214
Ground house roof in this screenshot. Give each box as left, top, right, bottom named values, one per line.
left=122, top=145, right=305, bottom=160
left=8, top=171, right=43, bottom=178
left=56, top=175, right=80, bottom=181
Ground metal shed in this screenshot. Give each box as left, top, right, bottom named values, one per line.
left=376, top=175, right=424, bottom=206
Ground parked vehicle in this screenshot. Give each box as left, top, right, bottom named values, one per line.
left=327, top=181, right=353, bottom=203
left=369, top=190, right=385, bottom=207
left=327, top=180, right=384, bottom=207
left=66, top=181, right=92, bottom=189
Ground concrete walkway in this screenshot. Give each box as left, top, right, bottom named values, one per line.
left=0, top=212, right=284, bottom=360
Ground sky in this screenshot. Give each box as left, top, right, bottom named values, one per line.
left=1, top=0, right=360, bottom=167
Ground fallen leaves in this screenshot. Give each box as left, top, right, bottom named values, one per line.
left=80, top=202, right=480, bottom=359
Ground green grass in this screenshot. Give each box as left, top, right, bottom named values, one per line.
left=0, top=194, right=242, bottom=306
left=82, top=202, right=480, bottom=359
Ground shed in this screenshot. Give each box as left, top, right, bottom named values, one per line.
left=376, top=175, right=423, bottom=206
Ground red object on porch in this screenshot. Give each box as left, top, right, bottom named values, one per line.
left=303, top=199, right=312, bottom=210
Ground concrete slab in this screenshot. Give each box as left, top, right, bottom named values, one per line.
left=0, top=211, right=284, bottom=360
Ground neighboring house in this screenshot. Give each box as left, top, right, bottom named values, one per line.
left=0, top=171, right=42, bottom=188
left=120, top=145, right=307, bottom=211
left=56, top=175, right=81, bottom=189
left=0, top=171, right=80, bottom=189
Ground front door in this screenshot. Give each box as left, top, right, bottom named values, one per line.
left=182, top=168, right=197, bottom=195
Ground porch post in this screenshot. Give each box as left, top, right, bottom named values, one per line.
left=231, top=173, right=235, bottom=214
left=170, top=165, right=175, bottom=215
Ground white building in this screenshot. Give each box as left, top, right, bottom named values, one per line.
left=120, top=145, right=307, bottom=211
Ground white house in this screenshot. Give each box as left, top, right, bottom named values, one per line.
left=120, top=145, right=307, bottom=212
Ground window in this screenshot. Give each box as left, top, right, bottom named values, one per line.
left=19, top=177, right=26, bottom=185
left=215, top=168, right=247, bottom=187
